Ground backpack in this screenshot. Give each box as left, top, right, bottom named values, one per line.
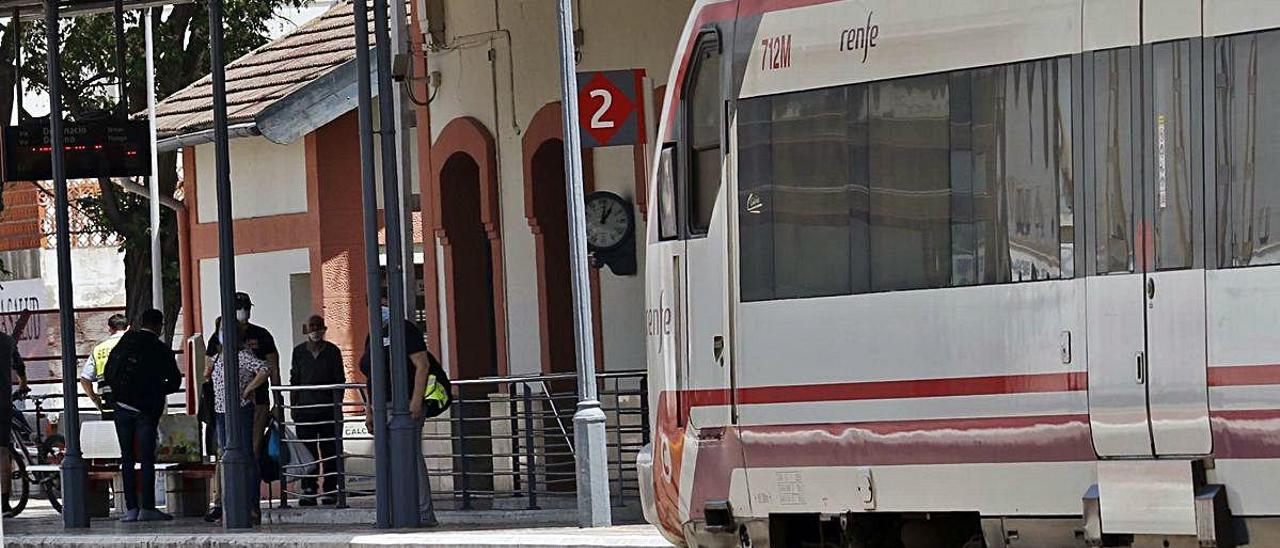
left=103, top=336, right=146, bottom=405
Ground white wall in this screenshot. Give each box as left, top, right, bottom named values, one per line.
left=198, top=248, right=311, bottom=385
left=40, top=247, right=127, bottom=308
left=195, top=137, right=309, bottom=223
left=427, top=0, right=691, bottom=374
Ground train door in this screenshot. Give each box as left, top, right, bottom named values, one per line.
left=678, top=27, right=734, bottom=430
left=1086, top=18, right=1212, bottom=458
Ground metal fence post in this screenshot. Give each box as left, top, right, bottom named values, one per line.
left=522, top=384, right=538, bottom=510
left=508, top=383, right=520, bottom=497
left=456, top=398, right=470, bottom=510
left=333, top=387, right=348, bottom=509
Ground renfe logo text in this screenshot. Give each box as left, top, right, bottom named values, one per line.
left=840, top=11, right=879, bottom=63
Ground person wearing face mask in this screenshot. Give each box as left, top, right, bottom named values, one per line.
left=202, top=291, right=279, bottom=523
left=288, top=314, right=345, bottom=505
left=358, top=295, right=444, bottom=527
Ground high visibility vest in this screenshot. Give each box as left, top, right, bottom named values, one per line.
left=424, top=374, right=448, bottom=406
left=92, top=332, right=124, bottom=377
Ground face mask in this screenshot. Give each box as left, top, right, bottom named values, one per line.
left=307, top=331, right=324, bottom=343
left=235, top=309, right=250, bottom=322
left=380, top=306, right=391, bottom=325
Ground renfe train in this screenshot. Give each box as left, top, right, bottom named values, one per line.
left=635, top=1, right=1280, bottom=547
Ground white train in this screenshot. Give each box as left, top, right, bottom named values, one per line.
left=636, top=1, right=1280, bottom=547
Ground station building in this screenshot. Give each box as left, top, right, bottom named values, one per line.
left=156, top=0, right=693, bottom=385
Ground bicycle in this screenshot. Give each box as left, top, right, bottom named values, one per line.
left=2, top=390, right=66, bottom=517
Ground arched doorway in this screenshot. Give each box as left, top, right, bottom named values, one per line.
left=430, top=117, right=505, bottom=507
left=529, top=139, right=577, bottom=375
left=523, top=103, right=603, bottom=377
left=439, top=152, right=499, bottom=380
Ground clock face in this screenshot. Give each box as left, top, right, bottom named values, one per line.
left=585, top=192, right=633, bottom=251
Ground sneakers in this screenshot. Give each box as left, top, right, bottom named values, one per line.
left=299, top=496, right=318, bottom=507
left=138, top=508, right=174, bottom=522
left=420, top=514, right=439, bottom=528
left=119, top=508, right=140, bottom=522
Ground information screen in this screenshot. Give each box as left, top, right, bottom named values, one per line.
left=3, top=120, right=151, bottom=181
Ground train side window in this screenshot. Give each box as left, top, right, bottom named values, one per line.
left=1093, top=49, right=1137, bottom=274
left=1152, top=41, right=1197, bottom=271
left=737, top=57, right=1074, bottom=301
left=1216, top=29, right=1280, bottom=268
left=684, top=32, right=722, bottom=237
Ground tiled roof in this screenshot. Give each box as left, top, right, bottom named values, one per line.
left=153, top=1, right=373, bottom=138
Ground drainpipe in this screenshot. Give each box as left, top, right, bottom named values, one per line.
left=408, top=0, right=441, bottom=353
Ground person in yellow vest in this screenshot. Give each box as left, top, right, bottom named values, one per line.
left=80, top=313, right=129, bottom=416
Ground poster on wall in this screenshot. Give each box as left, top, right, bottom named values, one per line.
left=0, top=278, right=48, bottom=355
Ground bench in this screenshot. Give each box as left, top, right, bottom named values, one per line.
left=56, top=420, right=217, bottom=517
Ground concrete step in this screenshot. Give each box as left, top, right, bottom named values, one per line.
left=2, top=523, right=669, bottom=548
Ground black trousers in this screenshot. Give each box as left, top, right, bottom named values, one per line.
left=295, top=418, right=338, bottom=496
left=113, top=405, right=159, bottom=511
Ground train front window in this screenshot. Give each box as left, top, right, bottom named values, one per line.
left=1216, top=29, right=1280, bottom=268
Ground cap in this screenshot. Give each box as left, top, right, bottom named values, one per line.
left=234, top=292, right=253, bottom=308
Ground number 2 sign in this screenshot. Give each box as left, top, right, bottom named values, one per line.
left=577, top=69, right=647, bottom=148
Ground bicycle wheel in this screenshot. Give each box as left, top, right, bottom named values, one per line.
left=2, top=445, right=30, bottom=517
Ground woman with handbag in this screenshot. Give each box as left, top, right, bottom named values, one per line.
left=205, top=317, right=271, bottom=525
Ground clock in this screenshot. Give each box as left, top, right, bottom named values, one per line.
left=585, top=191, right=635, bottom=252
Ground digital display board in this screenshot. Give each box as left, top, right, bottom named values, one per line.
left=3, top=120, right=151, bottom=182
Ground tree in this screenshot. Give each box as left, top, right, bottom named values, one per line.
left=13, top=0, right=302, bottom=339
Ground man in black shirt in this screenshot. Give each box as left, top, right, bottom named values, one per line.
left=206, top=292, right=279, bottom=456
left=289, top=314, right=344, bottom=505
left=103, top=309, right=183, bottom=522
left=359, top=297, right=438, bottom=527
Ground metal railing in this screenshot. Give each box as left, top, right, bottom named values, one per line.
left=270, top=370, right=648, bottom=511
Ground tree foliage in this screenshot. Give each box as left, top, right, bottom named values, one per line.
left=1, top=0, right=302, bottom=338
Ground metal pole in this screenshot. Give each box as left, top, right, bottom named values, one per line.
left=145, top=8, right=163, bottom=311
left=112, top=0, right=126, bottom=117
left=13, top=9, right=21, bottom=122
left=388, top=0, right=415, bottom=317
left=47, top=0, right=89, bottom=528
left=372, top=0, right=420, bottom=526
left=208, top=0, right=252, bottom=529
left=351, top=0, right=392, bottom=528
left=554, top=0, right=612, bottom=527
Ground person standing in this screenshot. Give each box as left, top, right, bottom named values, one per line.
left=289, top=315, right=345, bottom=506
left=80, top=313, right=128, bottom=417
left=103, top=309, right=182, bottom=522
left=0, top=326, right=27, bottom=504
left=210, top=320, right=271, bottom=526
left=359, top=297, right=444, bottom=527
left=206, top=292, right=279, bottom=457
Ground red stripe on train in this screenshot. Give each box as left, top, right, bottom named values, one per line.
left=679, top=371, right=1088, bottom=409
left=1209, top=364, right=1280, bottom=387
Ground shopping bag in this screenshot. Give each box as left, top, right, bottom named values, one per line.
left=258, top=420, right=284, bottom=483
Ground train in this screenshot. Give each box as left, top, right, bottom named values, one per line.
left=635, top=1, right=1280, bottom=547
